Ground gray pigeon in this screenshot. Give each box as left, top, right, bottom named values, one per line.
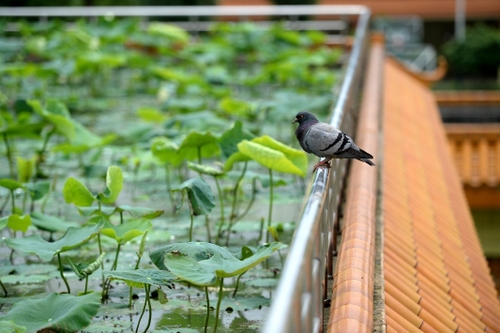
left=292, top=111, right=375, bottom=172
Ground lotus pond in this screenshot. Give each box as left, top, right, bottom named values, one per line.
left=0, top=18, right=343, bottom=332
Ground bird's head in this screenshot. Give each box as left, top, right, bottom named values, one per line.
left=292, top=111, right=318, bottom=125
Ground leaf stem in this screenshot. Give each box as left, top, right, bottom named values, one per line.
left=164, top=165, right=175, bottom=214
left=84, top=276, right=89, bottom=294
left=188, top=209, right=194, bottom=242
left=9, top=189, right=16, bottom=214
left=135, top=284, right=151, bottom=333
left=266, top=168, right=274, bottom=243
left=214, top=176, right=224, bottom=245
left=204, top=286, right=210, bottom=333
left=57, top=252, right=71, bottom=294
left=3, top=133, right=15, bottom=179
left=225, top=162, right=247, bottom=246
left=0, top=279, right=8, bottom=296
left=213, top=278, right=224, bottom=333
left=232, top=273, right=244, bottom=298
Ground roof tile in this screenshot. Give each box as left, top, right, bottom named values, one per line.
left=382, top=58, right=500, bottom=332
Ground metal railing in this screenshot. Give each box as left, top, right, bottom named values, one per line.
left=0, top=5, right=371, bottom=332
left=262, top=7, right=371, bottom=333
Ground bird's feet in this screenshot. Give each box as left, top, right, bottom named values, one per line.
left=312, top=159, right=331, bottom=173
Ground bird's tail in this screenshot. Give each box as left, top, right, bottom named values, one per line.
left=358, top=158, right=375, bottom=166
left=358, top=149, right=375, bottom=166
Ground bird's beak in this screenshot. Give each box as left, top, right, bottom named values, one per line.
left=292, top=117, right=298, bottom=124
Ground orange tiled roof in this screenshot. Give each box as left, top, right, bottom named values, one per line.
left=326, top=35, right=500, bottom=332
left=383, top=57, right=500, bottom=332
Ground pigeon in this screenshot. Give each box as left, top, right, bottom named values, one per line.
left=292, top=111, right=375, bottom=172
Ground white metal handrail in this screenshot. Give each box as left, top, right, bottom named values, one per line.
left=262, top=6, right=371, bottom=333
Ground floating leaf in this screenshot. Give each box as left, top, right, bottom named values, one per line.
left=62, top=177, right=95, bottom=207
left=158, top=289, right=169, bottom=304
left=0, top=292, right=100, bottom=332
left=101, top=218, right=152, bottom=245
left=172, top=177, right=215, bottom=216
left=218, top=295, right=270, bottom=311
left=103, top=268, right=176, bottom=288
left=4, top=222, right=103, bottom=261
left=97, top=165, right=123, bottom=204
left=1, top=274, right=51, bottom=284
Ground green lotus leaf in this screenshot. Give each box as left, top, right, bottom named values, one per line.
left=3, top=222, right=103, bottom=261
left=6, top=214, right=31, bottom=232
left=218, top=97, right=253, bottom=118
left=0, top=320, right=27, bottom=333
left=0, top=179, right=25, bottom=191
left=218, top=120, right=255, bottom=159
left=252, top=135, right=308, bottom=174
left=177, top=131, right=220, bottom=162
left=25, top=181, right=50, bottom=200
left=223, top=151, right=250, bottom=172
left=28, top=99, right=75, bottom=141
left=187, top=161, right=224, bottom=177
left=77, top=205, right=163, bottom=219
left=63, top=177, right=95, bottom=207
left=151, top=137, right=182, bottom=166
left=103, top=268, right=176, bottom=288
left=237, top=137, right=307, bottom=177
left=150, top=241, right=236, bottom=271
left=97, top=165, right=123, bottom=204
left=101, top=218, right=152, bottom=245
left=153, top=242, right=285, bottom=286
left=0, top=292, right=100, bottom=332
left=147, top=22, right=189, bottom=43
left=16, top=156, right=35, bottom=183
left=30, top=212, right=79, bottom=233
left=172, top=177, right=215, bottom=216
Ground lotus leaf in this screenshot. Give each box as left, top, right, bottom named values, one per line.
left=4, top=222, right=103, bottom=261
left=0, top=292, right=100, bottom=332
left=103, top=268, right=176, bottom=288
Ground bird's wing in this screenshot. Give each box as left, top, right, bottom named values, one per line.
left=304, top=123, right=354, bottom=158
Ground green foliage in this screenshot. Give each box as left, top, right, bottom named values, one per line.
left=4, top=222, right=103, bottom=261
left=225, top=135, right=308, bottom=177
left=63, top=177, right=95, bottom=207
left=150, top=241, right=286, bottom=286
left=101, top=218, right=152, bottom=245
left=442, top=24, right=500, bottom=77
left=103, top=268, right=176, bottom=288
left=0, top=292, right=100, bottom=332
left=173, top=177, right=216, bottom=216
